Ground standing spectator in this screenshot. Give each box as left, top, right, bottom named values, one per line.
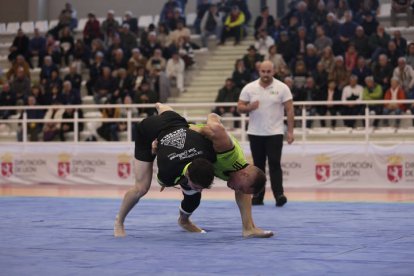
left=29, top=28, right=46, bottom=68
left=383, top=77, right=406, bottom=127
left=363, top=76, right=383, bottom=128
left=200, top=4, right=222, bottom=48
left=341, top=75, right=364, bottom=128
left=219, top=5, right=245, bottom=46
left=391, top=0, right=413, bottom=27
left=83, top=12, right=102, bottom=46
left=372, top=54, right=393, bottom=92
left=254, top=6, right=275, bottom=38
left=166, top=52, right=186, bottom=93
left=123, top=11, right=138, bottom=35
left=194, top=0, right=212, bottom=34
left=213, top=78, right=241, bottom=126
left=8, top=29, right=29, bottom=62
left=393, top=57, right=414, bottom=99
left=237, top=60, right=294, bottom=207
left=232, top=59, right=251, bottom=89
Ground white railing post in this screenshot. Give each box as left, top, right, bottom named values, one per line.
left=74, top=110, right=79, bottom=143
left=22, top=111, right=27, bottom=143
left=301, top=106, right=306, bottom=143
left=127, top=109, right=132, bottom=142
left=241, top=114, right=247, bottom=143
left=365, top=105, right=370, bottom=143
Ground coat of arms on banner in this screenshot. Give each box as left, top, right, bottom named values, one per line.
left=58, top=153, right=71, bottom=178
left=1, top=153, right=13, bottom=177
left=117, top=154, right=131, bottom=179
left=387, top=155, right=403, bottom=183
left=315, top=155, right=331, bottom=182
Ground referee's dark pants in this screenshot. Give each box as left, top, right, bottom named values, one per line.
left=248, top=134, right=284, bottom=203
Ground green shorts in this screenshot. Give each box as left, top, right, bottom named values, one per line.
left=214, top=136, right=248, bottom=181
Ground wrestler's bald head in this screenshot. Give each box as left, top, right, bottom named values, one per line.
left=259, top=60, right=275, bottom=85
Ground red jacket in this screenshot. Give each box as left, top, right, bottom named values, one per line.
left=384, top=87, right=406, bottom=111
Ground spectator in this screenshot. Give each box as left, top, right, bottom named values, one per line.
left=393, top=30, right=407, bottom=56
left=132, top=66, right=149, bottom=92
left=42, top=101, right=65, bottom=141
left=127, top=48, right=148, bottom=74
left=312, top=62, right=328, bottom=93
left=320, top=46, right=335, bottom=74
left=242, top=45, right=263, bottom=73
left=6, top=55, right=31, bottom=81
left=157, top=23, right=170, bottom=48
left=101, top=10, right=120, bottom=43
left=271, top=18, right=286, bottom=43
left=344, top=43, right=358, bottom=72
left=11, top=67, right=31, bottom=105
left=254, top=6, right=275, bottom=38
left=146, top=48, right=167, bottom=73
left=229, top=0, right=251, bottom=23
left=254, top=29, right=274, bottom=56
left=194, top=0, right=212, bottom=34
left=219, top=5, right=245, bottom=46
left=232, top=58, right=251, bottom=89
left=277, top=31, right=295, bottom=64
left=323, top=12, right=340, bottom=39
left=97, top=100, right=120, bottom=141
left=406, top=43, right=414, bottom=68
left=393, top=57, right=414, bottom=98
left=61, top=2, right=78, bottom=30
left=140, top=32, right=162, bottom=59
left=59, top=26, right=75, bottom=66
left=329, top=56, right=349, bottom=91
left=304, top=44, right=319, bottom=73
left=176, top=36, right=197, bottom=68
left=293, top=1, right=313, bottom=30
left=61, top=80, right=81, bottom=105
left=86, top=51, right=108, bottom=96
left=111, top=95, right=138, bottom=141
left=30, top=85, right=47, bottom=106
left=386, top=40, right=403, bottom=68
left=119, top=24, right=138, bottom=57
left=8, top=29, right=29, bottom=62
left=265, top=45, right=288, bottom=79
left=45, top=85, right=63, bottom=105
left=44, top=69, right=63, bottom=95
left=29, top=28, right=46, bottom=68
left=297, top=76, right=318, bottom=128
left=59, top=108, right=84, bottom=141
left=160, top=0, right=181, bottom=25
left=352, top=56, right=372, bottom=85
left=315, top=80, right=341, bottom=128
left=369, top=25, right=391, bottom=62
left=352, top=26, right=370, bottom=59
left=134, top=82, right=158, bottom=116
left=334, top=10, right=358, bottom=55
left=168, top=19, right=191, bottom=46
left=200, top=3, right=222, bottom=48
left=111, top=49, right=128, bottom=74
left=313, top=1, right=328, bottom=26
left=0, top=83, right=16, bottom=119
left=149, top=65, right=170, bottom=103
left=113, top=68, right=133, bottom=103
left=94, top=66, right=116, bottom=104
left=166, top=52, right=186, bottom=93
left=335, top=0, right=349, bottom=22
left=83, top=12, right=102, bottom=46
left=292, top=59, right=308, bottom=89
left=40, top=56, right=59, bottom=86
left=64, top=63, right=82, bottom=91
left=341, top=75, right=363, bottom=128
left=213, top=78, right=241, bottom=126
left=373, top=54, right=393, bottom=92
left=167, top=7, right=186, bottom=31
left=123, top=11, right=138, bottom=35
left=360, top=11, right=379, bottom=37
left=383, top=77, right=407, bottom=128
left=17, top=95, right=43, bottom=142
left=363, top=76, right=383, bottom=128
left=391, top=0, right=413, bottom=27
left=314, top=25, right=333, bottom=55
left=45, top=35, right=62, bottom=65
left=106, top=34, right=124, bottom=63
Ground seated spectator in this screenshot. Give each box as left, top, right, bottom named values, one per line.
left=373, top=54, right=393, bottom=92
left=315, top=80, right=342, bottom=128
left=169, top=36, right=196, bottom=68
left=140, top=24, right=156, bottom=49
left=29, top=28, right=46, bottom=68
left=168, top=19, right=191, bottom=46
left=111, top=95, right=138, bottom=141
left=277, top=31, right=295, bottom=64
left=328, top=56, right=349, bottom=91
left=11, top=67, right=31, bottom=105
left=360, top=11, right=378, bottom=37
left=111, top=49, right=128, bottom=74
left=242, top=45, right=263, bottom=73
left=393, top=57, right=414, bottom=99
left=86, top=51, right=108, bottom=96
left=157, top=23, right=170, bottom=48
left=232, top=58, right=251, bottom=89
left=132, top=66, right=149, bottom=92
left=344, top=43, right=358, bottom=72
left=45, top=35, right=62, bottom=65
left=229, top=0, right=251, bottom=23
left=61, top=3, right=78, bottom=30
left=271, top=18, right=285, bottom=43
left=106, top=34, right=124, bottom=62
left=391, top=0, right=413, bottom=27
left=64, top=63, right=82, bottom=91
left=341, top=75, right=364, bottom=128
left=295, top=76, right=318, bottom=128
left=352, top=26, right=370, bottom=59
left=17, top=95, right=44, bottom=142
left=44, top=69, right=63, bottom=95
left=323, top=12, right=340, bottom=39
left=8, top=29, right=29, bottom=62
left=89, top=39, right=106, bottom=62
left=59, top=26, right=75, bottom=66
left=219, top=5, right=245, bottom=46
left=314, top=25, right=332, bottom=55
left=59, top=108, right=84, bottom=141
left=128, top=48, right=148, bottom=75
left=6, top=55, right=31, bottom=81
left=45, top=85, right=63, bottom=105
left=363, top=76, right=383, bottom=128
left=213, top=78, right=241, bottom=127
left=265, top=45, right=288, bottom=79
left=134, top=82, right=158, bottom=116
left=166, top=52, right=186, bottom=93
left=160, top=0, right=181, bottom=24
left=254, top=6, right=275, bottom=38
left=123, top=11, right=138, bottom=35
left=333, top=10, right=358, bottom=55
left=101, top=10, right=120, bottom=43
left=94, top=66, right=116, bottom=104
left=30, top=85, right=47, bottom=106
left=146, top=48, right=167, bottom=73
left=200, top=3, right=222, bottom=48
left=42, top=101, right=65, bottom=141
left=119, top=24, right=138, bottom=57
left=113, top=68, right=134, bottom=103
left=254, top=29, right=274, bottom=57
left=393, top=30, right=407, bottom=56
left=96, top=100, right=120, bottom=141
left=40, top=56, right=59, bottom=86
left=61, top=80, right=81, bottom=105
left=83, top=12, right=102, bottom=46
left=386, top=41, right=403, bottom=68
left=292, top=59, right=308, bottom=88
left=352, top=56, right=372, bottom=85
left=383, top=77, right=407, bottom=128
left=0, top=82, right=16, bottom=119
left=167, top=7, right=186, bottom=31
left=320, top=46, right=335, bottom=74
left=406, top=43, right=414, bottom=68
left=149, top=65, right=170, bottom=103
left=140, top=32, right=162, bottom=59
left=369, top=25, right=391, bottom=62
left=312, top=62, right=328, bottom=93
left=304, top=44, right=319, bottom=73
left=313, top=1, right=328, bottom=26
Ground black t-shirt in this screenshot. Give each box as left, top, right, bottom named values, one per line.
left=134, top=111, right=188, bottom=162
left=156, top=127, right=216, bottom=186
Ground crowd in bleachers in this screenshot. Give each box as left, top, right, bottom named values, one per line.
left=213, top=0, right=414, bottom=129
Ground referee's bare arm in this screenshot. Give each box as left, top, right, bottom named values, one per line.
left=284, top=99, right=295, bottom=144
left=237, top=100, right=259, bottom=113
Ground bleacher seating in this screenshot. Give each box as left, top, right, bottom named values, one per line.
left=6, top=22, right=20, bottom=34
left=138, top=15, right=153, bottom=29
left=34, top=20, right=48, bottom=33
left=21, top=21, right=35, bottom=34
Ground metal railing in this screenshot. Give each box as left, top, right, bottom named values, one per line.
left=0, top=100, right=413, bottom=144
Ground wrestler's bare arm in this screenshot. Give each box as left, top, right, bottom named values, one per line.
left=196, top=113, right=234, bottom=153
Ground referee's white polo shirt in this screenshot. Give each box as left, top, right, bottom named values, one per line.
left=239, top=78, right=292, bottom=136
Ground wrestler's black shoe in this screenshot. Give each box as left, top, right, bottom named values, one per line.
left=276, top=195, right=287, bottom=207
left=251, top=197, right=264, bottom=206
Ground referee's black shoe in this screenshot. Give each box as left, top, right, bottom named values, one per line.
left=251, top=197, right=264, bottom=206
left=276, top=195, right=287, bottom=207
